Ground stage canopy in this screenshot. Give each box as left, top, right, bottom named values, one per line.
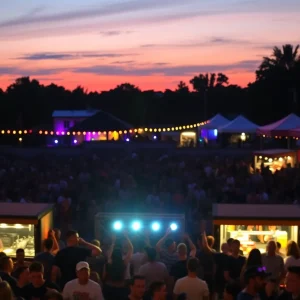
left=257, top=113, right=300, bottom=136
left=200, top=114, right=230, bottom=129
left=218, top=115, right=259, bottom=133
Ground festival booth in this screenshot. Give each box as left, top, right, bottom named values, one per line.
left=218, top=115, right=259, bottom=143
left=0, top=203, right=53, bottom=258
left=213, top=204, right=300, bottom=256
left=288, top=127, right=300, bottom=138
left=257, top=113, right=300, bottom=138
left=200, top=114, right=230, bottom=141
left=253, top=149, right=297, bottom=172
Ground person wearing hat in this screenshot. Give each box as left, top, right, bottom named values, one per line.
left=62, top=261, right=104, bottom=300
left=237, top=266, right=273, bottom=300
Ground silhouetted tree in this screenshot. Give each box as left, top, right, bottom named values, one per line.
left=176, top=81, right=189, bottom=93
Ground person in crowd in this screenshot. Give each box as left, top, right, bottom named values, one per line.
left=131, top=239, right=147, bottom=276
left=221, top=243, right=230, bottom=255
left=53, top=229, right=65, bottom=250
left=156, top=228, right=179, bottom=273
left=278, top=266, right=300, bottom=300
left=13, top=249, right=30, bottom=273
left=34, top=238, right=55, bottom=282
left=173, top=257, right=209, bottom=300
left=228, top=240, right=246, bottom=281
left=276, top=242, right=285, bottom=258
left=47, top=229, right=60, bottom=255
left=170, top=233, right=196, bottom=282
left=127, top=275, right=146, bottom=300
left=240, top=249, right=263, bottom=284
left=22, top=262, right=59, bottom=300
left=0, top=281, right=14, bottom=300
left=139, top=247, right=169, bottom=289
left=284, top=241, right=300, bottom=270
left=53, top=230, right=101, bottom=288
left=13, top=266, right=29, bottom=298
left=149, top=281, right=167, bottom=300
left=261, top=240, right=285, bottom=283
left=45, top=290, right=64, bottom=300
left=63, top=261, right=104, bottom=300
left=86, top=239, right=105, bottom=279
left=0, top=256, right=17, bottom=295
left=102, top=233, right=133, bottom=300
left=223, top=281, right=242, bottom=300
left=237, top=266, right=273, bottom=300
left=197, top=231, right=217, bottom=300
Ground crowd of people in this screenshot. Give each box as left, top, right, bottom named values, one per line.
left=0, top=152, right=299, bottom=228
left=1, top=226, right=300, bottom=300
left=0, top=151, right=300, bottom=299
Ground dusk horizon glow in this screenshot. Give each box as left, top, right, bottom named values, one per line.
left=1, top=0, right=300, bottom=92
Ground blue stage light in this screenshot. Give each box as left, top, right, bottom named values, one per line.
left=132, top=221, right=141, bottom=231
left=170, top=223, right=178, bottom=231
left=151, top=222, right=160, bottom=231
left=113, top=221, right=123, bottom=231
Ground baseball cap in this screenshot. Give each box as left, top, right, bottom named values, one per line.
left=244, top=266, right=271, bottom=281
left=76, top=261, right=90, bottom=271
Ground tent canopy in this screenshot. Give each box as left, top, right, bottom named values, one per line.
left=200, top=114, right=230, bottom=129
left=288, top=127, right=300, bottom=137
left=257, top=113, right=300, bottom=136
left=218, top=115, right=258, bottom=133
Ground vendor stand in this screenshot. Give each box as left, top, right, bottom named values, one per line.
left=213, top=204, right=300, bottom=256
left=253, top=149, right=297, bottom=172
left=0, top=203, right=53, bottom=258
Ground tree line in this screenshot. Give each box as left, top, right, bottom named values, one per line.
left=0, top=44, right=299, bottom=129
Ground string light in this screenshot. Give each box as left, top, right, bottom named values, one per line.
left=0, top=121, right=211, bottom=136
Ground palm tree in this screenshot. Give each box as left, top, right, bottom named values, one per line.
left=189, top=73, right=229, bottom=119
left=256, top=44, right=300, bottom=80
left=256, top=44, right=300, bottom=109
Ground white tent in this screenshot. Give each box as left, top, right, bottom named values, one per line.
left=219, top=115, right=259, bottom=133
left=200, top=114, right=230, bottom=129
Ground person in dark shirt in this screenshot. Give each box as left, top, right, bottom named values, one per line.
left=13, top=266, right=30, bottom=298
left=34, top=238, right=55, bottom=282
left=224, top=281, right=242, bottom=300
left=53, top=230, right=101, bottom=289
left=278, top=266, right=300, bottom=300
left=0, top=256, right=18, bottom=295
left=22, top=262, right=59, bottom=300
left=228, top=240, right=246, bottom=281
left=171, top=236, right=196, bottom=283
left=237, top=266, right=271, bottom=300
left=214, top=252, right=230, bottom=297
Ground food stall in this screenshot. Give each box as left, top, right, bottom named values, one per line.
left=180, top=131, right=197, bottom=147
left=0, top=203, right=53, bottom=258
left=212, top=204, right=300, bottom=256
left=254, top=149, right=297, bottom=173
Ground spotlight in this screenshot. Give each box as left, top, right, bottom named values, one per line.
left=54, top=139, right=58, bottom=144
left=131, top=221, right=141, bottom=231
left=151, top=222, right=160, bottom=231
left=73, top=139, right=77, bottom=144
left=153, top=135, right=157, bottom=140
left=113, top=221, right=123, bottom=231
left=170, top=223, right=178, bottom=231
left=126, top=138, right=130, bottom=142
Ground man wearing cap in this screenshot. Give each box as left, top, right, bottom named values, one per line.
left=237, top=266, right=273, bottom=300
left=62, top=261, right=104, bottom=300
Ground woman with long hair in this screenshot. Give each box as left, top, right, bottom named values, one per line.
left=102, top=232, right=133, bottom=300
left=0, top=281, right=14, bottom=300
left=240, top=248, right=262, bottom=284
left=284, top=241, right=300, bottom=269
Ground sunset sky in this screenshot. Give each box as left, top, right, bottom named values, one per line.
left=1, top=0, right=300, bottom=91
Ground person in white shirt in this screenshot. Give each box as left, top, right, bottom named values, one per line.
left=63, top=261, right=104, bottom=300
left=284, top=241, right=300, bottom=270
left=173, top=257, right=209, bottom=300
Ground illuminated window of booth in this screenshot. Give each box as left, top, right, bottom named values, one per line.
left=220, top=224, right=298, bottom=256
left=108, top=131, right=119, bottom=141
left=99, top=134, right=107, bottom=141
left=0, top=223, right=35, bottom=257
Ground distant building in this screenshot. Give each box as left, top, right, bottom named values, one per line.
left=52, top=109, right=99, bottom=133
